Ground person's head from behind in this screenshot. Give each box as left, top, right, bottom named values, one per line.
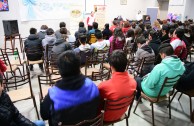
left=136, top=36, right=146, bottom=48
left=104, top=23, right=109, bottom=29
left=60, top=27, right=68, bottom=40
left=46, top=28, right=54, bottom=35
left=149, top=30, right=158, bottom=40
left=145, top=24, right=152, bottom=31
left=158, top=43, right=174, bottom=59
left=126, top=29, right=134, bottom=38
left=173, top=28, right=184, bottom=40
left=113, top=27, right=124, bottom=38
left=162, top=24, right=169, bottom=35
left=134, top=27, right=142, bottom=37
left=92, top=22, right=98, bottom=29
left=30, top=28, right=37, bottom=34
left=95, top=30, right=103, bottom=40
left=79, top=21, right=84, bottom=28
left=112, top=20, right=117, bottom=26
left=109, top=50, right=127, bottom=72
left=40, top=25, right=48, bottom=30
left=169, top=28, right=175, bottom=38
left=123, top=21, right=130, bottom=28
left=131, top=22, right=136, bottom=29
left=78, top=33, right=87, bottom=45
left=59, top=22, right=66, bottom=28
left=57, top=51, right=80, bottom=78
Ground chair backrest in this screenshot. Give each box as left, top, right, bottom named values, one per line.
left=61, top=111, right=104, bottom=126
left=79, top=49, right=94, bottom=66
left=3, top=63, right=33, bottom=95
left=156, top=75, right=182, bottom=102
left=45, top=44, right=54, bottom=61
left=0, top=48, right=21, bottom=72
left=103, top=90, right=136, bottom=119
left=89, top=34, right=97, bottom=44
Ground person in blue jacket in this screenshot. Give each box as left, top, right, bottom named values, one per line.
left=40, top=50, right=100, bottom=126
left=135, top=43, right=185, bottom=100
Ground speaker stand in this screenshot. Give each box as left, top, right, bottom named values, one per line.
left=4, top=33, right=23, bottom=52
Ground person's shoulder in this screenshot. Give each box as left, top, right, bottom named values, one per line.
left=98, top=80, right=110, bottom=90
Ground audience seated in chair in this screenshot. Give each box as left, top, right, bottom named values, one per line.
left=135, top=43, right=185, bottom=100
left=40, top=50, right=100, bottom=126
left=98, top=50, right=137, bottom=122
left=52, top=27, right=72, bottom=55
left=109, top=20, right=118, bottom=33
left=74, top=33, right=93, bottom=65
left=55, top=22, right=70, bottom=39
left=170, top=28, right=187, bottom=61
left=24, top=28, right=44, bottom=72
left=91, top=30, right=110, bottom=51
left=109, top=28, right=125, bottom=55
left=42, top=28, right=56, bottom=49
left=37, top=25, right=48, bottom=40
left=176, top=61, right=194, bottom=91
left=102, top=23, right=112, bottom=40
left=0, top=71, right=45, bottom=126
left=133, top=36, right=155, bottom=76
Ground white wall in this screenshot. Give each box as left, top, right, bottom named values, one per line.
left=184, top=0, right=194, bottom=20
left=0, top=0, right=158, bottom=47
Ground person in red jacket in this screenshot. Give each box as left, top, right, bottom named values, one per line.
left=87, top=11, right=95, bottom=31
left=98, top=50, right=137, bottom=122
left=0, top=59, right=6, bottom=79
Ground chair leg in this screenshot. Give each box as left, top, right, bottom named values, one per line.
left=151, top=103, right=155, bottom=126
left=178, top=93, right=183, bottom=101
left=32, top=95, right=40, bottom=119
left=133, top=96, right=141, bottom=113
left=168, top=96, right=171, bottom=119
left=126, top=118, right=129, bottom=126
left=189, top=96, right=193, bottom=120
left=13, top=71, right=17, bottom=90
left=167, top=91, right=178, bottom=108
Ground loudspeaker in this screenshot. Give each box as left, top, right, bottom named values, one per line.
left=3, top=20, right=19, bottom=36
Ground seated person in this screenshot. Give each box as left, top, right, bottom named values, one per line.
left=88, top=22, right=98, bottom=35
left=109, top=28, right=125, bottom=54
left=170, top=28, right=187, bottom=61
left=91, top=30, right=110, bottom=51
left=42, top=28, right=56, bottom=49
left=74, top=33, right=93, bottom=65
left=102, top=23, right=112, bottom=40
left=109, top=20, right=118, bottom=33
left=0, top=74, right=45, bottom=126
left=98, top=50, right=137, bottom=122
left=133, top=36, right=155, bottom=76
left=135, top=43, right=185, bottom=100
left=55, top=22, right=70, bottom=39
left=52, top=27, right=72, bottom=55
left=24, top=28, right=43, bottom=71
left=37, top=25, right=48, bottom=40
left=176, top=62, right=194, bottom=91
left=40, top=51, right=100, bottom=126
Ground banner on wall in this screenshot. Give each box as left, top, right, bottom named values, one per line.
left=18, top=0, right=84, bottom=21
left=94, top=5, right=106, bottom=30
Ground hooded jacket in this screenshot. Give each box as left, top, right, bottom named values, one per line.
left=40, top=74, right=100, bottom=126
left=134, top=44, right=155, bottom=76
left=149, top=38, right=161, bottom=56
left=52, top=39, right=72, bottom=55
left=24, top=34, right=43, bottom=61
left=141, top=56, right=185, bottom=97
left=91, top=40, right=110, bottom=51
left=42, top=35, right=56, bottom=48
left=74, top=27, right=88, bottom=39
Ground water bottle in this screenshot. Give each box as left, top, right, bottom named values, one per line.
left=14, top=51, right=18, bottom=60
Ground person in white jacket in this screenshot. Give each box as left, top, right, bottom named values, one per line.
left=91, top=30, right=110, bottom=51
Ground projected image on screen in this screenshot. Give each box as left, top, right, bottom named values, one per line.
left=0, top=0, right=9, bottom=11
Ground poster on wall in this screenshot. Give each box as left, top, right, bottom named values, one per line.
left=94, top=5, right=106, bottom=30
left=0, top=0, right=9, bottom=11
left=17, top=0, right=84, bottom=21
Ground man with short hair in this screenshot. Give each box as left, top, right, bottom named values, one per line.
left=91, top=30, right=110, bottom=51
left=88, top=22, right=98, bottom=35
left=135, top=43, right=185, bottom=100
left=24, top=28, right=43, bottom=71
left=98, top=50, right=137, bottom=122
left=55, top=22, right=71, bottom=39
left=40, top=50, right=100, bottom=126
